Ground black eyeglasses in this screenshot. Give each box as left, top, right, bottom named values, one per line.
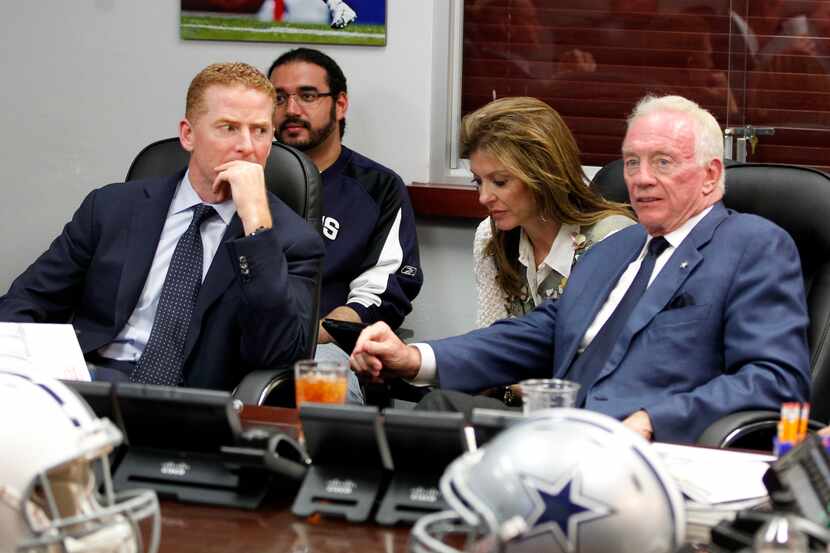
left=275, top=89, right=334, bottom=106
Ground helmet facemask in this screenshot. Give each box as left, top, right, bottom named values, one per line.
left=13, top=412, right=160, bottom=553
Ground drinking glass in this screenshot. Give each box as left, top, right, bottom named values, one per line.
left=294, top=360, right=349, bottom=406
left=519, top=378, right=580, bottom=415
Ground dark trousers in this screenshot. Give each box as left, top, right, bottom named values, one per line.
left=86, top=353, right=136, bottom=383
left=414, top=389, right=521, bottom=418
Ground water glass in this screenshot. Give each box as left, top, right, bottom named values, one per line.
left=519, top=378, right=580, bottom=415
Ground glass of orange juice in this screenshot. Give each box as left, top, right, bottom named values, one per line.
left=294, top=360, right=349, bottom=406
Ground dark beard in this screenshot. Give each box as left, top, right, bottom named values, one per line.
left=278, top=103, right=337, bottom=151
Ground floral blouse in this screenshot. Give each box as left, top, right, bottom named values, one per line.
left=474, top=215, right=635, bottom=328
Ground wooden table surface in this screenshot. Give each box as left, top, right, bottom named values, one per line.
left=157, top=499, right=411, bottom=553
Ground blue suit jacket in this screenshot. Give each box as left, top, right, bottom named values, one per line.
left=0, top=172, right=325, bottom=391
left=432, top=203, right=811, bottom=443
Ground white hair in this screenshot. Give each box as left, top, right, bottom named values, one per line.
left=627, top=95, right=724, bottom=191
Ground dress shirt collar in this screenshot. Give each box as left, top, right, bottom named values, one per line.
left=654, top=205, right=714, bottom=250
left=518, top=223, right=579, bottom=278
left=173, top=170, right=236, bottom=225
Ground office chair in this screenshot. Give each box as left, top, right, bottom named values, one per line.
left=126, top=137, right=323, bottom=406
left=589, top=159, right=630, bottom=204
left=591, top=160, right=830, bottom=449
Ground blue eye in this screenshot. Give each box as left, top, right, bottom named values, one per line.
left=653, top=157, right=676, bottom=173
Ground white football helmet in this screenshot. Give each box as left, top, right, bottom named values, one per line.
left=411, top=408, right=685, bottom=553
left=0, top=371, right=160, bottom=553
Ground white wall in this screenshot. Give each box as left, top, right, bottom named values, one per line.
left=0, top=1, right=478, bottom=338
left=407, top=217, right=478, bottom=340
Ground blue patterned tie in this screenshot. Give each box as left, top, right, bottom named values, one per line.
left=131, top=204, right=216, bottom=386
left=568, top=236, right=670, bottom=406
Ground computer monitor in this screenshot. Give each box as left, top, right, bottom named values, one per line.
left=113, top=383, right=241, bottom=452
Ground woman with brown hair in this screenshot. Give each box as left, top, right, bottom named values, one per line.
left=464, top=97, right=634, bottom=330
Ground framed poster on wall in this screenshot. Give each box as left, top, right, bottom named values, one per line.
left=181, top=0, right=386, bottom=46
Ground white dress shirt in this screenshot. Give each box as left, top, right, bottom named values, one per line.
left=97, top=172, right=236, bottom=361
left=412, top=206, right=713, bottom=384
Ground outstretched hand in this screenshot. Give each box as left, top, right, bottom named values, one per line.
left=350, top=322, right=421, bottom=382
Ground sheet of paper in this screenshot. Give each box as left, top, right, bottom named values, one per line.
left=652, top=442, right=774, bottom=504
left=0, top=323, right=90, bottom=381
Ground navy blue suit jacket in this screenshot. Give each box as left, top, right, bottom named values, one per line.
left=432, top=203, right=811, bottom=442
left=0, top=172, right=325, bottom=391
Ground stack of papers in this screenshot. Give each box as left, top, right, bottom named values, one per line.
left=0, top=323, right=90, bottom=381
left=652, top=442, right=775, bottom=543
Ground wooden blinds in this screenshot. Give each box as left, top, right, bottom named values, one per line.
left=462, top=0, right=830, bottom=171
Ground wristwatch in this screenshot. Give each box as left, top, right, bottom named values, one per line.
left=502, top=385, right=523, bottom=407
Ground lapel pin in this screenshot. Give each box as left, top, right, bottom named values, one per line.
left=680, top=261, right=689, bottom=269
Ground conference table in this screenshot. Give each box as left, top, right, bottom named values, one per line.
left=154, top=405, right=412, bottom=553
left=158, top=500, right=411, bottom=553
left=151, top=405, right=715, bottom=553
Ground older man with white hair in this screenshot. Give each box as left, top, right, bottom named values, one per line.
left=350, top=94, right=811, bottom=444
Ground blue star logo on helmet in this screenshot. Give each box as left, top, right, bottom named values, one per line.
left=518, top=469, right=612, bottom=552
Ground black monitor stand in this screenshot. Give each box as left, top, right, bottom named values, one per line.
left=292, top=404, right=386, bottom=522
left=375, top=409, right=468, bottom=525
left=113, top=447, right=275, bottom=509
left=108, top=384, right=300, bottom=509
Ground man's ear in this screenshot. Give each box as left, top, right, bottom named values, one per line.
left=335, top=92, right=348, bottom=123
left=179, top=118, right=195, bottom=152
left=702, top=157, right=723, bottom=195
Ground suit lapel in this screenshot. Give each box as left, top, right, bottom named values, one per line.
left=599, top=203, right=728, bottom=380
left=114, top=175, right=180, bottom=330
left=556, top=229, right=647, bottom=375
left=182, top=214, right=243, bottom=361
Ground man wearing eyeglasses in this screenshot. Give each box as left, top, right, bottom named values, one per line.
left=268, top=48, right=423, bottom=403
